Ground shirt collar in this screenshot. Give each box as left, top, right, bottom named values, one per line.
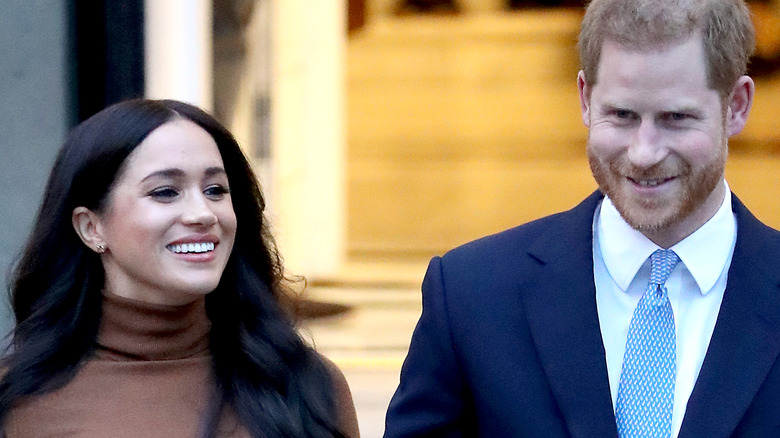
left=597, top=181, right=736, bottom=295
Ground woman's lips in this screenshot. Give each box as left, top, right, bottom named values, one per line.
left=166, top=242, right=215, bottom=254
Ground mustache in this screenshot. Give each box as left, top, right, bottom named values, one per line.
left=607, top=157, right=690, bottom=180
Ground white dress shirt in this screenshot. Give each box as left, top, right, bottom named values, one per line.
left=593, top=183, right=736, bottom=438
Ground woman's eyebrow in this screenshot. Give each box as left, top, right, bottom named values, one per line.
left=140, top=167, right=226, bottom=183
left=140, top=168, right=186, bottom=183
left=204, top=167, right=227, bottom=178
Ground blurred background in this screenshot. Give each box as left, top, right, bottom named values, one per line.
left=2, top=0, right=779, bottom=435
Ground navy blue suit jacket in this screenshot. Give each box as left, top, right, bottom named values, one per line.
left=384, top=191, right=780, bottom=437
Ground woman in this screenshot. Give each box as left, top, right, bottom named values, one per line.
left=0, top=99, right=359, bottom=437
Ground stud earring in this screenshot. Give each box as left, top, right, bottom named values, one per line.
left=96, top=244, right=106, bottom=254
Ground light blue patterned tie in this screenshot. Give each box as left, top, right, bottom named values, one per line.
left=615, top=249, right=681, bottom=438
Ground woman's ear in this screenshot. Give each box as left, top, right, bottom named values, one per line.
left=72, top=207, right=107, bottom=254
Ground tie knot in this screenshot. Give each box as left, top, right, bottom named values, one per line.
left=649, top=249, right=680, bottom=286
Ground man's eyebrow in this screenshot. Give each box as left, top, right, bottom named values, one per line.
left=597, top=101, right=628, bottom=111
left=664, top=106, right=703, bottom=115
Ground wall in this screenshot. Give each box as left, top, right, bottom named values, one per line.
left=269, top=0, right=347, bottom=278
left=0, top=0, right=71, bottom=338
left=347, top=10, right=780, bottom=257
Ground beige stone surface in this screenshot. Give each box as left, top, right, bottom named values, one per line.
left=347, top=13, right=780, bottom=258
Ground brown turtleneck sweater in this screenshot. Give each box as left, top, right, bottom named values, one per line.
left=5, top=293, right=359, bottom=437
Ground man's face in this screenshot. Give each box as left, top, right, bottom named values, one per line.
left=578, top=35, right=735, bottom=245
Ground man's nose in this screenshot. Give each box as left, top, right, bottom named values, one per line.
left=626, top=119, right=668, bottom=168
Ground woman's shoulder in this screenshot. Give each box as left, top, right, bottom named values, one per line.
left=317, top=353, right=360, bottom=438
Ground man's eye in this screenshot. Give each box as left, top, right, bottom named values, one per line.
left=149, top=187, right=179, bottom=199
left=615, top=110, right=633, bottom=119
left=204, top=185, right=230, bottom=199
left=669, top=112, right=689, bottom=121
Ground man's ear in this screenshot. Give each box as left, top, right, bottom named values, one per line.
left=72, top=206, right=107, bottom=254
left=577, top=70, right=592, bottom=127
left=725, top=75, right=755, bottom=137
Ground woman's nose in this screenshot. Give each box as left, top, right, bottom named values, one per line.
left=181, top=194, right=218, bottom=227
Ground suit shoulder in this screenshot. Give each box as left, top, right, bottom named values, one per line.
left=733, top=194, right=780, bottom=252
left=444, top=213, right=562, bottom=261
left=442, top=192, right=602, bottom=265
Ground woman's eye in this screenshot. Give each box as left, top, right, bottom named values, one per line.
left=204, top=185, right=230, bottom=199
left=148, top=187, right=179, bottom=200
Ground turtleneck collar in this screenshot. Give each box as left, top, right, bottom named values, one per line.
left=96, top=292, right=211, bottom=361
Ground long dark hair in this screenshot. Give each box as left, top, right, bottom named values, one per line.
left=0, top=99, right=345, bottom=437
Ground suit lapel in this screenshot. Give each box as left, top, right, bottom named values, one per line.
left=520, top=192, right=619, bottom=438
left=679, top=196, right=780, bottom=438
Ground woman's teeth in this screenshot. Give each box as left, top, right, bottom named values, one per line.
left=167, top=242, right=215, bottom=254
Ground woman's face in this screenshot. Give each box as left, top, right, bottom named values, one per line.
left=94, top=119, right=237, bottom=305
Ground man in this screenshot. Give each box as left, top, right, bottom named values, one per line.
left=384, top=0, right=780, bottom=436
